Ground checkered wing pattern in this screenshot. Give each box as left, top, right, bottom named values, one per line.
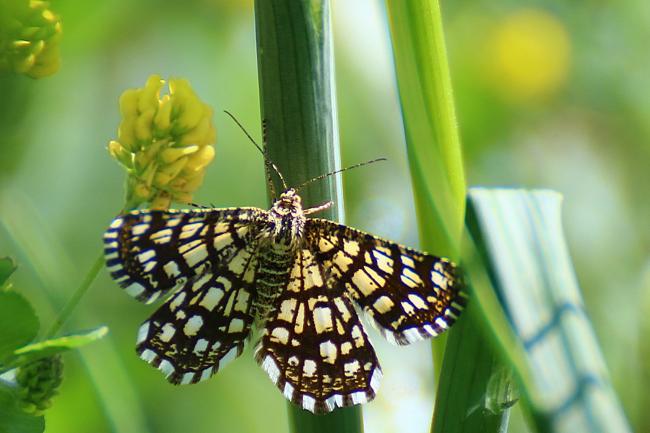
left=255, top=248, right=381, bottom=414
left=104, top=207, right=264, bottom=303
left=137, top=273, right=255, bottom=384
left=104, top=207, right=267, bottom=384
left=305, top=219, right=466, bottom=345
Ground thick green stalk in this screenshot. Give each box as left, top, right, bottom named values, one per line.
left=254, top=1, right=362, bottom=432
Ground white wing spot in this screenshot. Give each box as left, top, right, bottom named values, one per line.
left=403, top=267, right=423, bottom=286
left=234, top=291, right=250, bottom=313
left=169, top=291, right=186, bottom=311
left=179, top=222, right=203, bottom=239
left=408, top=294, right=428, bottom=309
left=401, top=255, right=416, bottom=268
left=313, top=307, right=334, bottom=334
left=228, top=318, right=245, bottom=333
left=344, top=360, right=360, bottom=376
left=279, top=298, right=297, bottom=322
left=373, top=295, right=395, bottom=314
left=183, top=244, right=208, bottom=268
left=271, top=327, right=290, bottom=344
left=319, top=340, right=338, bottom=364
left=137, top=249, right=155, bottom=263
left=351, top=325, right=364, bottom=348
left=184, top=315, right=203, bottom=336
left=150, top=228, right=173, bottom=244
left=159, top=323, right=176, bottom=342
left=318, top=237, right=335, bottom=252
left=132, top=224, right=149, bottom=236
left=178, top=239, right=203, bottom=255
left=193, top=338, right=209, bottom=354
left=352, top=270, right=378, bottom=296
left=294, top=303, right=305, bottom=334
left=373, top=250, right=394, bottom=274
left=303, top=359, right=317, bottom=377
left=163, top=261, right=181, bottom=278
left=199, top=287, right=223, bottom=311
left=343, top=240, right=360, bottom=256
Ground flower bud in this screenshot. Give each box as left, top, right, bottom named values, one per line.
left=108, top=75, right=216, bottom=209
left=16, top=355, right=63, bottom=415
left=0, top=0, right=62, bottom=78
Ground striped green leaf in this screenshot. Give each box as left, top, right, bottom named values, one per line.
left=466, top=188, right=631, bottom=433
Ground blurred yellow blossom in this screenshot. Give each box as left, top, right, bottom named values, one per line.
left=483, top=9, right=571, bottom=104
left=0, top=0, right=62, bottom=78
left=109, top=75, right=216, bottom=209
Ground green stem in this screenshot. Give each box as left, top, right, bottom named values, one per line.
left=386, top=0, right=467, bottom=387
left=254, top=1, right=362, bottom=432
left=386, top=2, right=508, bottom=433
left=44, top=251, right=104, bottom=339
left=386, top=0, right=466, bottom=261
left=44, top=199, right=140, bottom=339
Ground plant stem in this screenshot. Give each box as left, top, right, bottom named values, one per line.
left=254, top=0, right=362, bottom=432
left=44, top=251, right=104, bottom=339
left=44, top=199, right=139, bottom=339
left=386, top=2, right=509, bottom=433
left=386, top=0, right=466, bottom=261
left=386, top=0, right=467, bottom=387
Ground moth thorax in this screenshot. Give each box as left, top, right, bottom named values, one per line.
left=270, top=189, right=306, bottom=247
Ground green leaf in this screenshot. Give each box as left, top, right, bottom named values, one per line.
left=7, top=326, right=108, bottom=369
left=385, top=0, right=468, bottom=415
left=0, top=381, right=44, bottom=433
left=385, top=0, right=466, bottom=260
left=466, top=188, right=632, bottom=433
left=0, top=257, right=17, bottom=287
left=0, top=292, right=39, bottom=364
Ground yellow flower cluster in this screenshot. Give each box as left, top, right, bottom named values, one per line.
left=0, top=0, right=62, bottom=78
left=108, top=75, right=216, bottom=210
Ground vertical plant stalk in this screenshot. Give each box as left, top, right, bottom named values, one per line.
left=386, top=0, right=466, bottom=261
left=254, top=1, right=362, bottom=432
left=386, top=2, right=507, bottom=433
left=385, top=0, right=467, bottom=382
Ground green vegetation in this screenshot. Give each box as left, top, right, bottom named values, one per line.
left=0, top=1, right=645, bottom=432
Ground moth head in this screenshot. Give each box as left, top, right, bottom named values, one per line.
left=272, top=189, right=303, bottom=217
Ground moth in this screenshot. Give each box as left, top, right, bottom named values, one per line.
left=103, top=119, right=465, bottom=414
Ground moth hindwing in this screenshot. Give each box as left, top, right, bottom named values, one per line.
left=103, top=188, right=466, bottom=414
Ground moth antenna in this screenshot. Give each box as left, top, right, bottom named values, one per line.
left=295, top=157, right=387, bottom=192
left=223, top=110, right=287, bottom=195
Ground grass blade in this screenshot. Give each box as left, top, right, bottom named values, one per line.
left=254, top=1, right=362, bottom=431
left=385, top=3, right=494, bottom=432
left=385, top=0, right=466, bottom=260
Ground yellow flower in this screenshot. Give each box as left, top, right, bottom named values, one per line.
left=0, top=0, right=62, bottom=78
left=108, top=75, right=216, bottom=210
left=483, top=9, right=571, bottom=104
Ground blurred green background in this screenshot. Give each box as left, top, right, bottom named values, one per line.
left=0, top=0, right=648, bottom=432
